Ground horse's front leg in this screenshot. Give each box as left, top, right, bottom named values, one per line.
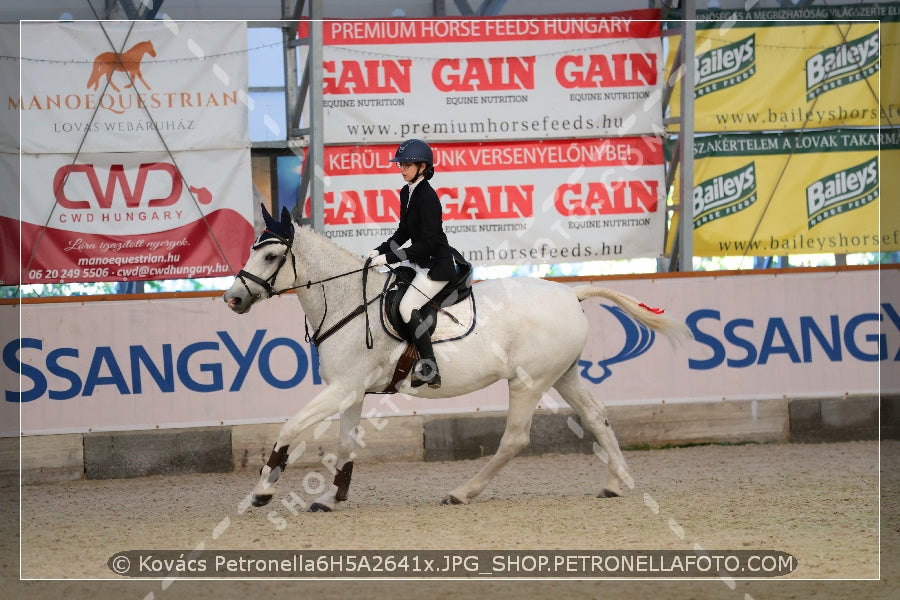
left=308, top=399, right=364, bottom=512
left=252, top=382, right=363, bottom=507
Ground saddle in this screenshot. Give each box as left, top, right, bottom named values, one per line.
left=377, top=256, right=476, bottom=393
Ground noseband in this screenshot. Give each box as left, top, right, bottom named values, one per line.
left=236, top=230, right=298, bottom=299
left=235, top=231, right=383, bottom=350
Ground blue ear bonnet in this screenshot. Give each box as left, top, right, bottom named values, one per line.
left=256, top=204, right=295, bottom=246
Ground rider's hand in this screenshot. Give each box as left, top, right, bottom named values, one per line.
left=366, top=249, right=380, bottom=259
left=369, top=254, right=388, bottom=267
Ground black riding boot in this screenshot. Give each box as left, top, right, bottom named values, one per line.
left=408, top=308, right=441, bottom=388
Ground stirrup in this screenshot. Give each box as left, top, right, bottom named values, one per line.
left=411, top=358, right=441, bottom=389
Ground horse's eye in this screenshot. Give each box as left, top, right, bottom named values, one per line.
left=265, top=252, right=278, bottom=262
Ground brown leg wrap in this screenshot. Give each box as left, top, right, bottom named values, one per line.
left=333, top=461, right=354, bottom=502
left=265, top=445, right=289, bottom=471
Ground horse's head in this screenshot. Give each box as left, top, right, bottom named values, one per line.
left=140, top=40, right=156, bottom=58
left=224, top=204, right=297, bottom=314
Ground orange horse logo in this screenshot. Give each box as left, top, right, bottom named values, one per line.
left=86, top=40, right=156, bottom=92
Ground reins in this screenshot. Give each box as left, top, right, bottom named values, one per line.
left=237, top=231, right=383, bottom=350
left=306, top=260, right=456, bottom=348
left=238, top=230, right=462, bottom=350
left=237, top=230, right=369, bottom=297
left=305, top=257, right=381, bottom=349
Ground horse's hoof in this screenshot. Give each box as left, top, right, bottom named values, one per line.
left=441, top=495, right=464, bottom=505
left=251, top=494, right=273, bottom=507
left=598, top=489, right=621, bottom=498
left=308, top=503, right=332, bottom=513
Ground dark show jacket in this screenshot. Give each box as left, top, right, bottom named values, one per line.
left=375, top=179, right=457, bottom=282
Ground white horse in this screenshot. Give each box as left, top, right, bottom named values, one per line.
left=224, top=206, right=691, bottom=510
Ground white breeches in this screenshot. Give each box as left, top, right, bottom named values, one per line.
left=399, top=264, right=448, bottom=323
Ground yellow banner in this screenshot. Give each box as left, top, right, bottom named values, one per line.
left=672, top=129, right=898, bottom=257
left=667, top=9, right=899, bottom=132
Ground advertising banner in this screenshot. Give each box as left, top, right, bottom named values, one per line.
left=302, top=10, right=664, bottom=143
left=3, top=267, right=893, bottom=437
left=17, top=21, right=249, bottom=153
left=7, top=21, right=254, bottom=285
left=675, top=128, right=898, bottom=257
left=666, top=4, right=898, bottom=132
left=283, top=137, right=666, bottom=264
left=18, top=149, right=252, bottom=284
left=0, top=25, right=19, bottom=286
left=0, top=153, right=18, bottom=286
left=0, top=24, right=18, bottom=152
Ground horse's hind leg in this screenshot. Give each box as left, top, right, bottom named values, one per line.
left=106, top=73, right=121, bottom=92
left=308, top=399, right=364, bottom=512
left=132, top=70, right=151, bottom=90
left=552, top=363, right=633, bottom=497
left=443, top=383, right=542, bottom=505
left=252, top=383, right=362, bottom=507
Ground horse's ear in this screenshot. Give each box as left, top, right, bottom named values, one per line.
left=261, top=203, right=275, bottom=228
left=280, top=206, right=295, bottom=235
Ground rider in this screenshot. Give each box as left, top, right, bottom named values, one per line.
left=368, top=139, right=460, bottom=389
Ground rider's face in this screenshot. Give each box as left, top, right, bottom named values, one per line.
left=398, top=162, right=421, bottom=182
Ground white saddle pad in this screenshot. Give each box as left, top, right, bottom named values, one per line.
left=383, top=293, right=476, bottom=343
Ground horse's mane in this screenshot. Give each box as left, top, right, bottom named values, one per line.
left=127, top=40, right=154, bottom=54
left=295, top=223, right=365, bottom=266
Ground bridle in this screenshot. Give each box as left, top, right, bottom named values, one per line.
left=235, top=229, right=299, bottom=299
left=235, top=229, right=459, bottom=350
left=235, top=229, right=382, bottom=349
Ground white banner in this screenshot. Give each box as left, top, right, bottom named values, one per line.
left=0, top=24, right=19, bottom=152
left=18, top=21, right=249, bottom=153
left=9, top=21, right=254, bottom=285
left=296, top=138, right=666, bottom=263
left=17, top=149, right=252, bottom=284
left=3, top=267, right=894, bottom=436
left=306, top=10, right=664, bottom=143
left=0, top=24, right=20, bottom=286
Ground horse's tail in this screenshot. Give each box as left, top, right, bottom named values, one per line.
left=573, top=286, right=693, bottom=346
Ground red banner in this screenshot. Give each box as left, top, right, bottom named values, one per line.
left=18, top=149, right=253, bottom=285
left=6, top=21, right=254, bottom=286
left=16, top=210, right=248, bottom=284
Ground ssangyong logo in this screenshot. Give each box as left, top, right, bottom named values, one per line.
left=806, top=30, right=879, bottom=102
left=579, top=305, right=656, bottom=384
left=806, top=157, right=878, bottom=228
left=693, top=162, right=757, bottom=228
left=694, top=34, right=756, bottom=97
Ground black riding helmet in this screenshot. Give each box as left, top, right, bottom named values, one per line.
left=389, top=138, right=435, bottom=181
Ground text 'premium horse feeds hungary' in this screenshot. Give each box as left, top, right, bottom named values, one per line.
left=224, top=206, right=691, bottom=510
